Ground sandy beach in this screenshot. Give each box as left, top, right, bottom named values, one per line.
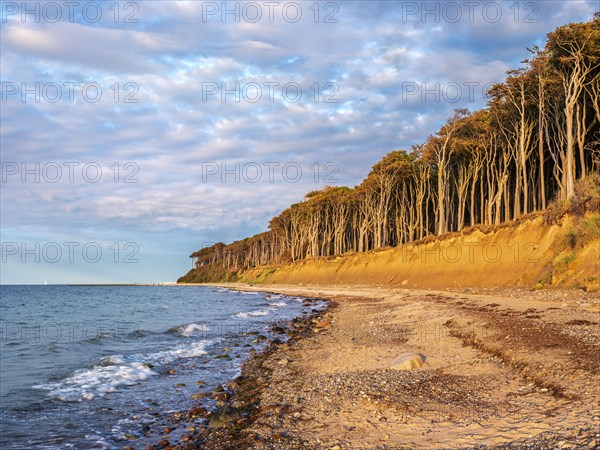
left=198, top=284, right=599, bottom=449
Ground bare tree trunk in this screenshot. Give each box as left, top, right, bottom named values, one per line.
left=537, top=73, right=547, bottom=209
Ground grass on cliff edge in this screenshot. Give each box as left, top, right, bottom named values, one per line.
left=539, top=172, right=600, bottom=291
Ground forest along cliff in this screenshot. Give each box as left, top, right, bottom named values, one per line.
left=180, top=16, right=600, bottom=290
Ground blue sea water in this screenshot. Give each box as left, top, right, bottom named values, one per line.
left=0, top=285, right=324, bottom=449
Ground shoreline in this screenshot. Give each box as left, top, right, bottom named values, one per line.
left=141, top=288, right=333, bottom=450
left=187, top=283, right=599, bottom=449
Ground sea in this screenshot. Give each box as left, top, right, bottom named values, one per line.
left=0, top=285, right=326, bottom=449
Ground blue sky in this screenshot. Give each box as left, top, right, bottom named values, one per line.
left=0, top=0, right=597, bottom=284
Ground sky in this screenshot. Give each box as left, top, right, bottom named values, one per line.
left=0, top=0, right=597, bottom=284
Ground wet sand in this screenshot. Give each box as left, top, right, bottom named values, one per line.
left=199, top=284, right=599, bottom=449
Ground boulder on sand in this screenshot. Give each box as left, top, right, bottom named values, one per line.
left=389, top=353, right=426, bottom=370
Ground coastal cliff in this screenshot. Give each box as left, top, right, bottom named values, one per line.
left=180, top=211, right=599, bottom=291
left=239, top=215, right=599, bottom=291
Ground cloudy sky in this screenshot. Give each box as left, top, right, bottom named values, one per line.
left=0, top=0, right=596, bottom=284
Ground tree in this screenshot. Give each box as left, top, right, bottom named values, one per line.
left=547, top=18, right=600, bottom=197
left=424, top=109, right=470, bottom=235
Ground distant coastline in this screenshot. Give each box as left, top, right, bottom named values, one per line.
left=67, top=282, right=179, bottom=286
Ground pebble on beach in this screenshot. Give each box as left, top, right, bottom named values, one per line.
left=389, top=353, right=426, bottom=370
left=208, top=404, right=242, bottom=428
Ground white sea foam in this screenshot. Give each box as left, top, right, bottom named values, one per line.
left=234, top=308, right=270, bottom=318
left=149, top=340, right=209, bottom=362
left=182, top=323, right=209, bottom=336
left=268, top=301, right=287, bottom=307
left=35, top=362, right=155, bottom=402
left=99, top=355, right=126, bottom=366
left=35, top=341, right=210, bottom=402
left=167, top=323, right=210, bottom=337
left=170, top=323, right=209, bottom=337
